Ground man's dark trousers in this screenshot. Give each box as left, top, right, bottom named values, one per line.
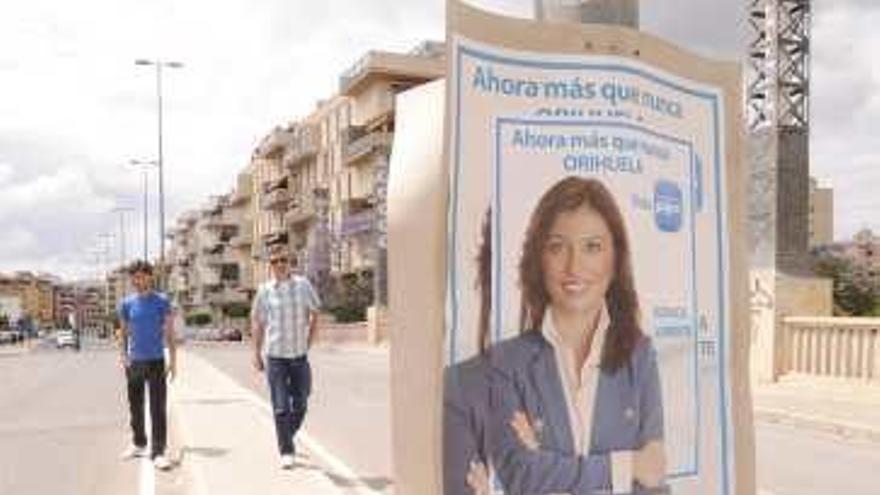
left=267, top=355, right=311, bottom=455
left=126, top=359, right=167, bottom=458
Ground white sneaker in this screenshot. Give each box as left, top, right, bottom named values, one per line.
left=153, top=454, right=173, bottom=470
left=121, top=445, right=147, bottom=460
left=280, top=454, right=294, bottom=470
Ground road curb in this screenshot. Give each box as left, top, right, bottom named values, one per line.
left=754, top=407, right=880, bottom=444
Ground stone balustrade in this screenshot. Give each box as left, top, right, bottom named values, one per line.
left=783, top=316, right=880, bottom=381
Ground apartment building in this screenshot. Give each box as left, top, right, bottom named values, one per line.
left=168, top=41, right=444, bottom=325
left=334, top=41, right=444, bottom=306
left=252, top=125, right=296, bottom=288
left=229, top=169, right=256, bottom=297
left=168, top=192, right=253, bottom=326
left=197, top=195, right=249, bottom=322
left=169, top=211, right=199, bottom=313
left=53, top=283, right=76, bottom=324
left=253, top=41, right=444, bottom=309
left=809, top=177, right=834, bottom=247
left=0, top=272, right=55, bottom=325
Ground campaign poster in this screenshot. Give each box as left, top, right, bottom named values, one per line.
left=443, top=2, right=748, bottom=495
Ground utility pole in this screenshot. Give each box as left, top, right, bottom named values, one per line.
left=112, top=206, right=134, bottom=268
left=135, top=59, right=183, bottom=289
left=535, top=0, right=638, bottom=27
left=128, top=159, right=158, bottom=262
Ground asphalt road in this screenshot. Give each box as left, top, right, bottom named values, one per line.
left=755, top=420, right=880, bottom=495
left=0, top=338, right=193, bottom=495
left=3, top=338, right=879, bottom=495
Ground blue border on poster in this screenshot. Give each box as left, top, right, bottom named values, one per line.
left=493, top=117, right=700, bottom=478
left=447, top=38, right=731, bottom=494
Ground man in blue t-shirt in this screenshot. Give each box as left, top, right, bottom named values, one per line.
left=117, top=260, right=177, bottom=470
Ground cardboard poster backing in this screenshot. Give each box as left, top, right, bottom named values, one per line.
left=388, top=3, right=752, bottom=493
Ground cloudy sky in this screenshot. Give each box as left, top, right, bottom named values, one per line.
left=0, top=0, right=875, bottom=279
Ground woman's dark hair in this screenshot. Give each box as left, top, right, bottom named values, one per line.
left=476, top=209, right=491, bottom=354
left=518, top=177, right=642, bottom=372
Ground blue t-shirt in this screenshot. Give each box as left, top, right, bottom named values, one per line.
left=118, top=292, right=171, bottom=362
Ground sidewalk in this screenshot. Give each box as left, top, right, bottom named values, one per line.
left=0, top=339, right=37, bottom=357
left=169, top=349, right=380, bottom=495
left=753, top=375, right=880, bottom=443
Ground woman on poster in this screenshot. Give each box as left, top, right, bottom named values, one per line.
left=485, top=176, right=668, bottom=494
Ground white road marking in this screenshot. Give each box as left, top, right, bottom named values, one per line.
left=139, top=383, right=156, bottom=495
left=139, top=456, right=155, bottom=495
left=241, top=390, right=381, bottom=495
left=183, top=351, right=381, bottom=495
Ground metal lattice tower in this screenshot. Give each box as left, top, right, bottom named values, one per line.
left=748, top=0, right=811, bottom=131
left=747, top=0, right=813, bottom=273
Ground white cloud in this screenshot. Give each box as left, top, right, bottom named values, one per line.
left=0, top=227, right=38, bottom=258
left=0, top=0, right=876, bottom=278
left=0, top=163, right=12, bottom=184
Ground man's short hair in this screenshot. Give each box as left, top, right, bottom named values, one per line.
left=128, top=260, right=154, bottom=275
left=268, top=247, right=296, bottom=265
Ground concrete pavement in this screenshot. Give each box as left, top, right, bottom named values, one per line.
left=0, top=339, right=193, bottom=495
left=170, top=347, right=383, bottom=495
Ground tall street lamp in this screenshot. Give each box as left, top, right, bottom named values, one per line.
left=135, top=58, right=183, bottom=284
left=110, top=205, right=134, bottom=269
left=128, top=159, right=158, bottom=261
left=110, top=205, right=134, bottom=296
left=96, top=233, right=115, bottom=339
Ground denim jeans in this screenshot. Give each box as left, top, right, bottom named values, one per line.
left=126, top=359, right=167, bottom=458
left=267, top=355, right=311, bottom=455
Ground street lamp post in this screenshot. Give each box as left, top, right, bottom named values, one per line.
left=534, top=0, right=638, bottom=26
left=128, top=159, right=157, bottom=262
left=111, top=206, right=134, bottom=269
left=96, top=234, right=115, bottom=339
left=135, top=58, right=183, bottom=287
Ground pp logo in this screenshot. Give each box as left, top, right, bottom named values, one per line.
left=654, top=180, right=682, bottom=233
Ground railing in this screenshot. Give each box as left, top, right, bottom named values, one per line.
left=286, top=188, right=328, bottom=225
left=341, top=209, right=374, bottom=237
left=784, top=316, right=880, bottom=381
left=204, top=214, right=236, bottom=230
left=343, top=130, right=392, bottom=165
left=205, top=251, right=237, bottom=266
left=260, top=189, right=289, bottom=211
left=229, top=234, right=253, bottom=248
left=284, top=133, right=320, bottom=168
left=205, top=288, right=249, bottom=305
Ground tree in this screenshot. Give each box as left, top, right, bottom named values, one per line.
left=812, top=252, right=880, bottom=316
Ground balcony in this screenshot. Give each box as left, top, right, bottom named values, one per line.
left=342, top=128, right=393, bottom=166
left=262, top=230, right=288, bottom=248
left=286, top=196, right=317, bottom=226
left=338, top=49, right=445, bottom=97
left=204, top=287, right=249, bottom=306
left=198, top=271, right=222, bottom=288
left=284, top=130, right=320, bottom=169
left=255, top=127, right=294, bottom=160
left=230, top=233, right=253, bottom=248
left=341, top=208, right=375, bottom=237
left=230, top=189, right=251, bottom=207
left=204, top=215, right=237, bottom=230
left=286, top=187, right=329, bottom=226
left=260, top=189, right=289, bottom=211
left=205, top=250, right=238, bottom=267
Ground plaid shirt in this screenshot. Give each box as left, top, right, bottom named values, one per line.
left=251, top=274, right=321, bottom=358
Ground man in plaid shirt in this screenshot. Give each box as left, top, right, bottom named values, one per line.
left=251, top=249, right=321, bottom=469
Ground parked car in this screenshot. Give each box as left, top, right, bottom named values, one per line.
left=55, top=330, right=79, bottom=349
left=220, top=328, right=243, bottom=342
left=1, top=330, right=24, bottom=344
